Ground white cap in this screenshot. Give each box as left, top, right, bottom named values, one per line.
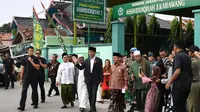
left=78, top=54, right=84, bottom=58
left=134, top=50, right=141, bottom=56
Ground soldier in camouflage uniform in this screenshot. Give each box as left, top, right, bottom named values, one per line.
left=126, top=48, right=137, bottom=112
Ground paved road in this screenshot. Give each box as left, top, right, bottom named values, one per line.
left=0, top=82, right=131, bottom=112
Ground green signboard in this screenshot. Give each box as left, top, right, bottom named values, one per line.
left=113, top=0, right=200, bottom=18
left=73, top=0, right=106, bottom=24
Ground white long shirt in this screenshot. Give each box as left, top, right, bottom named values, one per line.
left=56, top=62, right=75, bottom=84
left=90, top=57, right=96, bottom=73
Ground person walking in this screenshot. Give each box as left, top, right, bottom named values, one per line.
left=126, top=47, right=137, bottom=112
left=47, top=54, right=60, bottom=97
left=72, top=47, right=103, bottom=112
left=108, top=52, right=128, bottom=112
left=165, top=40, right=192, bottom=112
left=71, top=54, right=79, bottom=100
left=130, top=50, right=151, bottom=111
left=56, top=53, right=75, bottom=109
left=187, top=45, right=200, bottom=112
left=17, top=46, right=40, bottom=111
left=3, top=53, right=15, bottom=89
left=77, top=54, right=88, bottom=112
left=35, top=49, right=47, bottom=103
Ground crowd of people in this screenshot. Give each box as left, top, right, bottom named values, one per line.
left=1, top=40, right=200, bottom=112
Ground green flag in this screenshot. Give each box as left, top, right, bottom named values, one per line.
left=33, top=7, right=44, bottom=50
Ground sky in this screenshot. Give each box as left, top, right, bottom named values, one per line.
left=0, top=0, right=52, bottom=26
left=0, top=0, right=192, bottom=27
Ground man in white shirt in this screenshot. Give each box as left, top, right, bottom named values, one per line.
left=56, top=53, right=75, bottom=109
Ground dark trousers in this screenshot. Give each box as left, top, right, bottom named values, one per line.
left=135, top=89, right=146, bottom=110
left=86, top=83, right=98, bottom=111
left=48, top=76, right=59, bottom=95
left=72, top=79, right=77, bottom=100
left=158, top=84, right=169, bottom=112
left=20, top=79, right=38, bottom=108
left=38, top=77, right=45, bottom=101
left=4, top=72, right=14, bottom=88
left=172, top=89, right=190, bottom=112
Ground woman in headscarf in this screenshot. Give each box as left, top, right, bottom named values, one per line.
left=139, top=66, right=161, bottom=112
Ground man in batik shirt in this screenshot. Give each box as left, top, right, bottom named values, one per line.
left=108, top=52, right=128, bottom=112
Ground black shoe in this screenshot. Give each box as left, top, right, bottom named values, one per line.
left=89, top=109, right=96, bottom=112
left=17, top=107, right=25, bottom=111
left=54, top=93, right=60, bottom=96
left=41, top=100, right=45, bottom=103
left=31, top=103, right=34, bottom=106
left=5, top=87, right=8, bottom=90
left=79, top=108, right=85, bottom=112
left=33, top=105, right=38, bottom=109
left=47, top=94, right=51, bottom=97
left=12, top=86, right=14, bottom=89
left=70, top=102, right=74, bottom=107
left=61, top=105, right=67, bottom=109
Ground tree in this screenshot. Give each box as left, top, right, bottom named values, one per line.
left=104, top=8, right=113, bottom=43
left=0, top=23, right=11, bottom=33
left=125, top=16, right=134, bottom=51
left=184, top=20, right=194, bottom=48
left=125, top=16, right=134, bottom=33
left=147, top=15, right=160, bottom=52
left=169, top=17, right=180, bottom=44
left=148, top=15, right=160, bottom=35
left=137, top=15, right=148, bottom=53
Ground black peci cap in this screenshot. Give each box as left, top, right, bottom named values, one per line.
left=89, top=47, right=96, bottom=52
left=62, top=52, right=68, bottom=58
left=113, top=52, right=122, bottom=57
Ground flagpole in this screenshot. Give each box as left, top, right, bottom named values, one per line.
left=40, top=1, right=67, bottom=54
left=73, top=21, right=77, bottom=45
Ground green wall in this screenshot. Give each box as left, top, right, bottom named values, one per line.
left=72, top=44, right=112, bottom=65
left=44, top=44, right=112, bottom=65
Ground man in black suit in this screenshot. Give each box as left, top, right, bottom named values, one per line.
left=72, top=47, right=103, bottom=112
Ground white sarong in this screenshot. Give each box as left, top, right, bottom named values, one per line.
left=96, top=84, right=102, bottom=101
left=78, top=69, right=88, bottom=108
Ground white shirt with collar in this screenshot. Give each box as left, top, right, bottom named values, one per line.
left=56, top=62, right=75, bottom=84
left=90, top=56, right=96, bottom=73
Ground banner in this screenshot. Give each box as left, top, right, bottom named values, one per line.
left=9, top=41, right=32, bottom=58
left=33, top=7, right=44, bottom=50
left=113, top=0, right=200, bottom=18
left=73, top=0, right=106, bottom=24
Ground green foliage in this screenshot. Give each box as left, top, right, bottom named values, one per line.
left=137, top=15, right=147, bottom=34
left=104, top=8, right=113, bottom=43
left=124, top=16, right=135, bottom=51
left=184, top=20, right=194, bottom=47
left=125, top=16, right=134, bottom=33
left=11, top=29, right=17, bottom=37
left=148, top=15, right=160, bottom=35
left=137, top=15, right=148, bottom=53
left=169, top=17, right=180, bottom=44
left=0, top=23, right=11, bottom=33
